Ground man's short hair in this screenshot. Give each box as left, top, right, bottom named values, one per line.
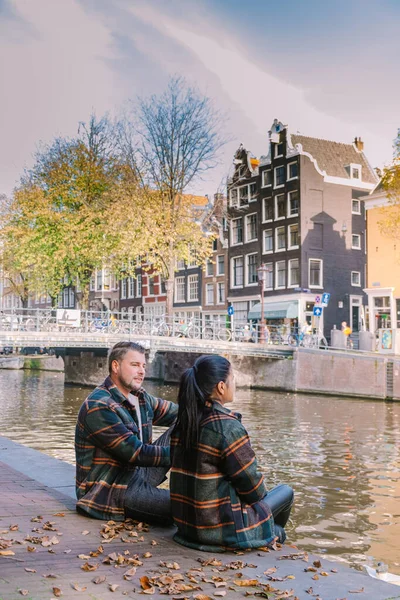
left=108, top=341, right=146, bottom=374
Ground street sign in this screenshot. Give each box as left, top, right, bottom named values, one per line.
left=227, top=305, right=234, bottom=316
left=315, top=295, right=321, bottom=304
left=321, top=293, right=330, bottom=307
left=313, top=306, right=323, bottom=317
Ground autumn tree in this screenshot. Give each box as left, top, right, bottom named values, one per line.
left=378, top=129, right=400, bottom=239
left=122, top=76, right=226, bottom=316
left=0, top=115, right=144, bottom=308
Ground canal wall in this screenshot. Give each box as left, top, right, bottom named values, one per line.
left=60, top=348, right=400, bottom=400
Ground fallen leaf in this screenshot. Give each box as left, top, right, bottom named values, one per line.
left=109, top=584, right=119, bottom=592
left=9, top=524, right=19, bottom=531
left=349, top=588, right=364, bottom=594
left=18, top=590, right=28, bottom=596
left=81, top=530, right=90, bottom=535
left=312, top=574, right=319, bottom=581
left=140, top=576, right=153, bottom=590
left=233, top=579, right=259, bottom=587
left=264, top=567, right=277, bottom=576
left=320, top=571, right=329, bottom=576
left=27, top=546, right=36, bottom=552
left=214, top=592, right=226, bottom=597
left=81, top=562, right=98, bottom=572
left=193, top=596, right=213, bottom=600
left=313, top=560, right=322, bottom=568
left=77, top=554, right=90, bottom=560
left=0, top=550, right=15, bottom=556
left=52, top=587, right=62, bottom=597
left=43, top=573, right=57, bottom=578
left=143, top=552, right=152, bottom=558
left=53, top=513, right=65, bottom=517
left=24, top=568, right=36, bottom=573
left=331, top=568, right=338, bottom=573
left=31, top=516, right=43, bottom=522
left=71, top=584, right=87, bottom=592
left=123, top=566, right=137, bottom=580
left=92, top=575, right=107, bottom=584
left=151, top=540, right=157, bottom=545
left=64, top=549, right=71, bottom=554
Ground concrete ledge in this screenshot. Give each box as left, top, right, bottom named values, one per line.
left=0, top=436, right=75, bottom=498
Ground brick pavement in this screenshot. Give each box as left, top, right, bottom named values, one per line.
left=1, top=460, right=399, bottom=600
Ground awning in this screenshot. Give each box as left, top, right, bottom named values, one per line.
left=248, top=300, right=298, bottom=320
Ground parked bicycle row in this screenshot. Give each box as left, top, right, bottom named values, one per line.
left=0, top=308, right=328, bottom=348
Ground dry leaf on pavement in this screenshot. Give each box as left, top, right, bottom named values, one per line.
left=71, top=584, right=87, bottom=592
left=52, top=587, right=62, bottom=597
left=92, top=575, right=107, bottom=584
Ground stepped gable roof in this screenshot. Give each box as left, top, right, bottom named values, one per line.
left=291, top=134, right=378, bottom=184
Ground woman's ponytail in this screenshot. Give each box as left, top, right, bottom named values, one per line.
left=174, top=355, right=231, bottom=449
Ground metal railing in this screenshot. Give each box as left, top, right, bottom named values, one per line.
left=0, top=309, right=329, bottom=349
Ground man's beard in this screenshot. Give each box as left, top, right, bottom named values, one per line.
left=120, top=375, right=142, bottom=392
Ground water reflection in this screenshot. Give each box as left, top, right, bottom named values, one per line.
left=1, top=370, right=400, bottom=572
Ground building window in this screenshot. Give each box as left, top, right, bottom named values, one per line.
left=350, top=164, right=361, bottom=180
left=212, top=238, right=218, bottom=251
left=263, top=229, right=273, bottom=253
left=287, top=161, right=298, bottom=180
left=288, top=190, right=299, bottom=217
left=245, top=213, right=258, bottom=242
left=309, top=259, right=323, bottom=288
left=128, top=277, right=135, bottom=298
left=188, top=275, right=199, bottom=301
left=263, top=197, right=273, bottom=222
left=274, top=165, right=285, bottom=188
left=188, top=250, right=198, bottom=267
left=217, top=282, right=225, bottom=304
left=148, top=277, right=155, bottom=295
left=206, top=260, right=214, bottom=277
left=263, top=263, right=273, bottom=290
left=90, top=275, right=95, bottom=291
left=217, top=255, right=225, bottom=276
left=352, top=234, right=361, bottom=249
left=288, top=258, right=300, bottom=287
left=276, top=226, right=286, bottom=251
left=96, top=269, right=103, bottom=291
left=352, top=199, right=361, bottom=214
left=288, top=223, right=299, bottom=249
left=276, top=261, right=286, bottom=289
left=137, top=274, right=142, bottom=297
left=249, top=182, right=257, bottom=202
left=231, top=218, right=243, bottom=245
left=175, top=277, right=185, bottom=302
left=275, top=194, right=286, bottom=219
left=230, top=188, right=238, bottom=207
left=176, top=259, right=185, bottom=270
left=232, top=256, right=244, bottom=287
left=262, top=170, right=272, bottom=187
left=121, top=278, right=127, bottom=299
left=206, top=283, right=214, bottom=305
left=351, top=271, right=361, bottom=286
left=239, top=185, right=249, bottom=206
left=246, top=253, right=258, bottom=285
left=275, top=142, right=284, bottom=157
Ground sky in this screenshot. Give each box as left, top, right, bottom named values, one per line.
left=1, top=0, right=399, bottom=197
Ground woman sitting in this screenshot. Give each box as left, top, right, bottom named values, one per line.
left=170, top=355, right=294, bottom=552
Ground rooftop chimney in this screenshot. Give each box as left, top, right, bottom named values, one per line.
left=354, top=137, right=364, bottom=151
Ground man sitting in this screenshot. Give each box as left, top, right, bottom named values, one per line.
left=75, top=341, right=178, bottom=524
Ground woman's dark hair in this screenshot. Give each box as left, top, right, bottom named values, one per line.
left=174, top=354, right=231, bottom=449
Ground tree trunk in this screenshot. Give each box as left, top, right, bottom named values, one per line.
left=164, top=277, right=174, bottom=319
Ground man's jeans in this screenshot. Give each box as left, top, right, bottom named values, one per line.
left=124, top=427, right=174, bottom=525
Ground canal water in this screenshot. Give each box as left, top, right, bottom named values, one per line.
left=1, top=369, right=400, bottom=574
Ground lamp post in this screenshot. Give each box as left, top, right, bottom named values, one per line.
left=257, top=263, right=268, bottom=343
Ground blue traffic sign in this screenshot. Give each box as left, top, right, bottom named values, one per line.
left=313, top=306, right=323, bottom=317
left=321, top=293, right=331, bottom=307
left=227, top=305, right=234, bottom=316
